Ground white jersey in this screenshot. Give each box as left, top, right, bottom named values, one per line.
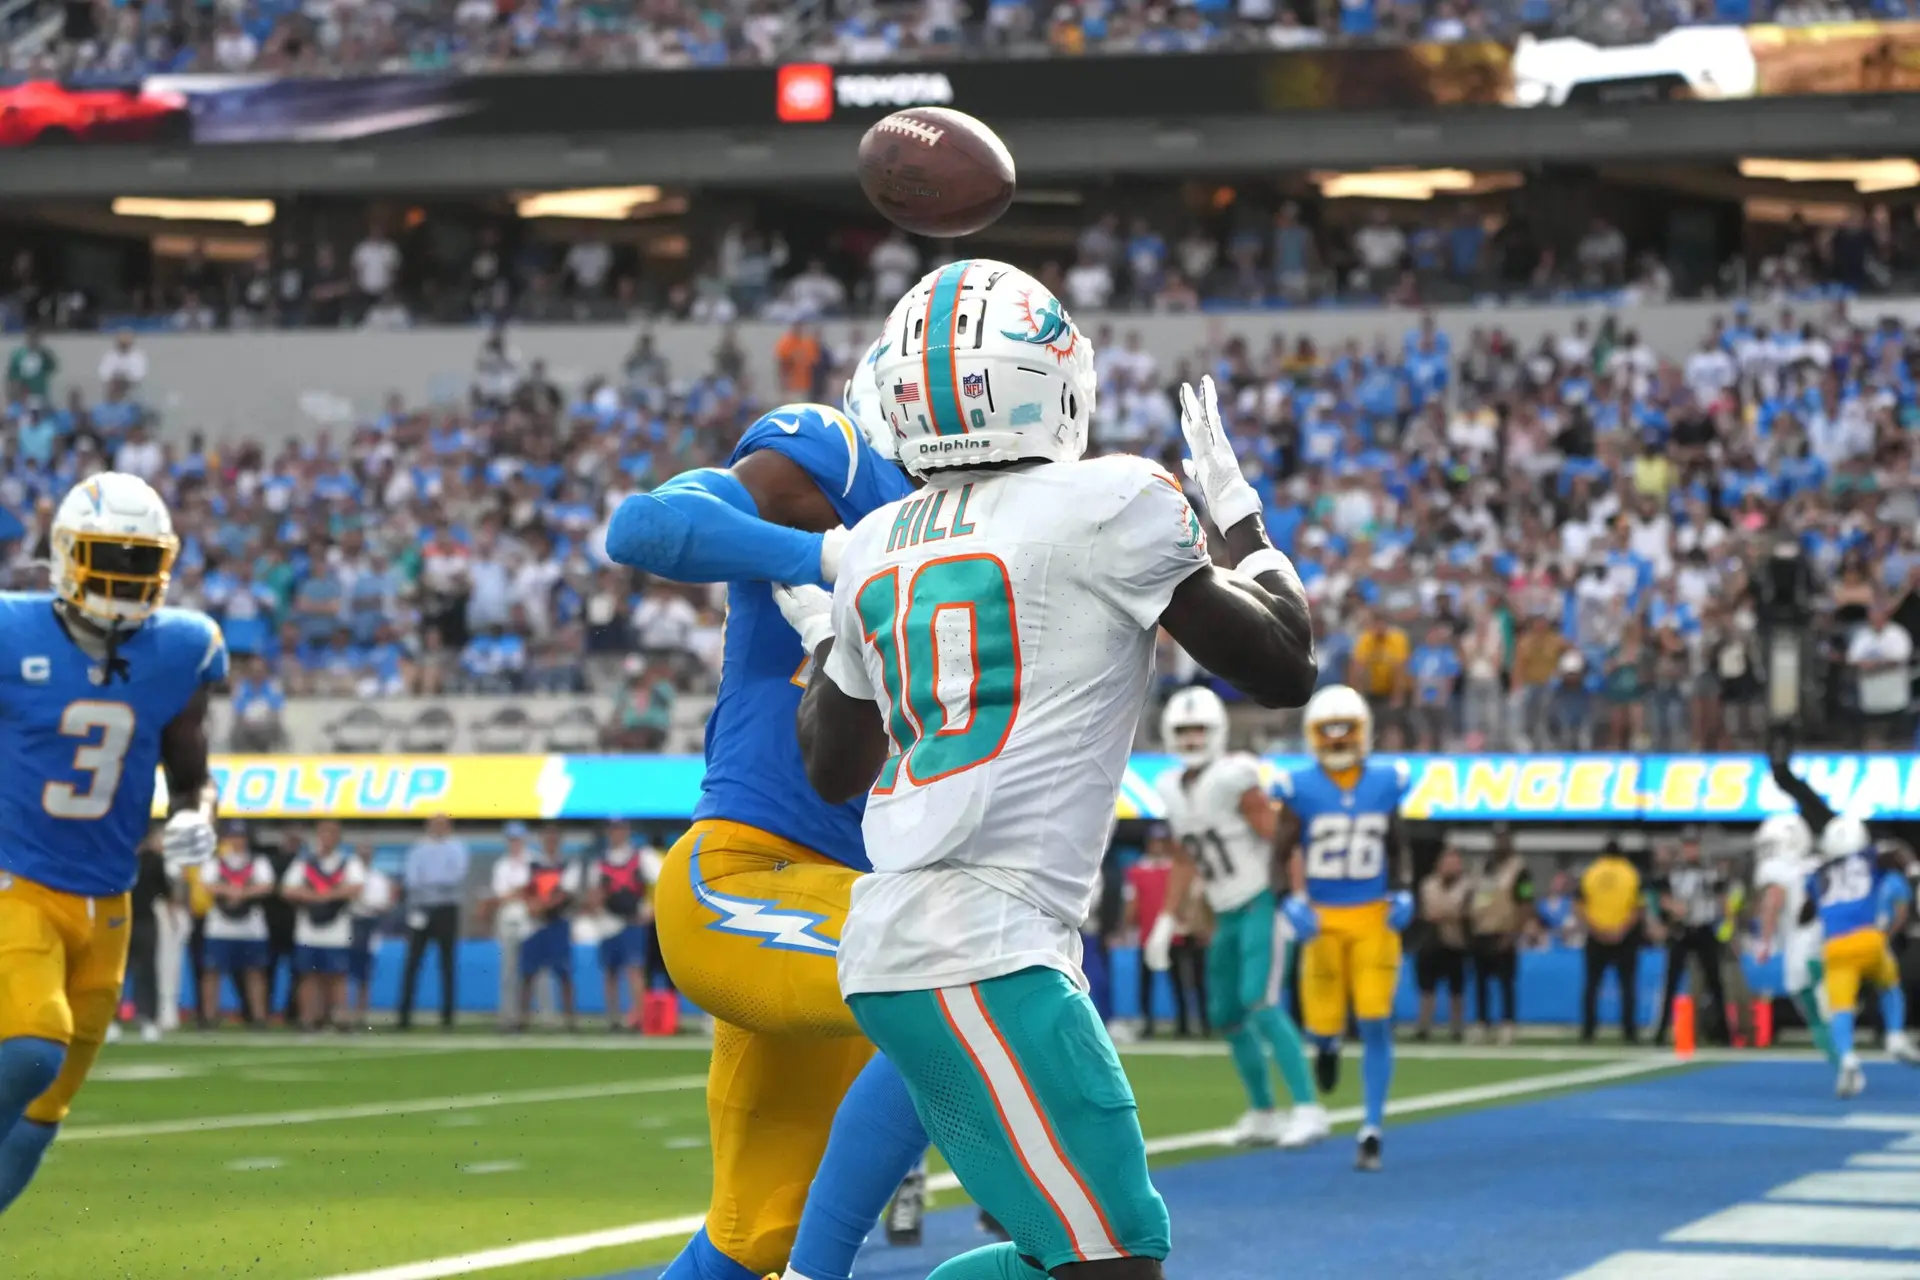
left=202, top=854, right=274, bottom=942
left=1756, top=850, right=1823, bottom=995
left=826, top=456, right=1211, bottom=995
left=1154, top=753, right=1271, bottom=913
left=282, top=852, right=368, bottom=949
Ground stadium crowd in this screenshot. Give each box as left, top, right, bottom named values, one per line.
left=1, top=284, right=1916, bottom=752
left=10, top=0, right=1913, bottom=78
left=5, top=196, right=1909, bottom=337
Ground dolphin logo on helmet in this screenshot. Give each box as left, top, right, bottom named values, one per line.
left=873, top=259, right=1096, bottom=476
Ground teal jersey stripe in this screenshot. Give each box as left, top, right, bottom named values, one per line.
left=922, top=260, right=970, bottom=437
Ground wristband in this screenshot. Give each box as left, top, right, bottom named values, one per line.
left=1236, top=548, right=1299, bottom=582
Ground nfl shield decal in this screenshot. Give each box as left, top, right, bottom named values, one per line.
left=962, top=372, right=985, bottom=398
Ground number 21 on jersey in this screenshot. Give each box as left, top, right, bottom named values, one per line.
left=1305, top=812, right=1387, bottom=881
left=42, top=700, right=136, bottom=821
left=857, top=553, right=1021, bottom=793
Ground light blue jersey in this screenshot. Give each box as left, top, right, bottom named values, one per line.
left=0, top=594, right=227, bottom=897
left=1810, top=848, right=1889, bottom=942
left=694, top=405, right=914, bottom=869
left=1272, top=758, right=1409, bottom=907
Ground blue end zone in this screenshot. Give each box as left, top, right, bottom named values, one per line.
left=607, top=1062, right=1920, bottom=1280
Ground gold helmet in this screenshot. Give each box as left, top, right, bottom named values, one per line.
left=1302, top=683, right=1372, bottom=773
left=51, top=472, right=178, bottom=632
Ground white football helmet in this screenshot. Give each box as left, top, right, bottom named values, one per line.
left=843, top=335, right=896, bottom=460
left=1820, top=814, right=1872, bottom=861
left=1754, top=812, right=1813, bottom=867
left=1302, top=683, right=1372, bottom=773
left=872, top=260, right=1096, bottom=476
left=50, top=472, right=178, bottom=632
left=1161, top=686, right=1228, bottom=768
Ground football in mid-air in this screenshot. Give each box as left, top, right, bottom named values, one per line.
left=857, top=107, right=1015, bottom=239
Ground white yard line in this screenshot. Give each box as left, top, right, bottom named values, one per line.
left=315, top=1056, right=1674, bottom=1280
left=62, top=1075, right=708, bottom=1142
left=1606, top=1109, right=1920, bottom=1134
left=105, top=1045, right=474, bottom=1071
left=142, top=1031, right=1818, bottom=1068
left=120, top=1034, right=714, bottom=1055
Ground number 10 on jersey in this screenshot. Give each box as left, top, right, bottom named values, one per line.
left=856, top=553, right=1022, bottom=793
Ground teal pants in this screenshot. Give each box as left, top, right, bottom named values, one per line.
left=1207, top=889, right=1316, bottom=1109
left=1208, top=889, right=1286, bottom=1030
left=849, top=966, right=1171, bottom=1273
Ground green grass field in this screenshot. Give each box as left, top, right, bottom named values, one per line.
left=0, top=1035, right=1668, bottom=1280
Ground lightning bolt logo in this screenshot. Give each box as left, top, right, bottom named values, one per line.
left=535, top=756, right=575, bottom=818
left=688, top=842, right=840, bottom=955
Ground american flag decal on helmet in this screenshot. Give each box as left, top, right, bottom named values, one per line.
left=894, top=381, right=921, bottom=404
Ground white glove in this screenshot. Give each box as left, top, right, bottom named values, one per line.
left=1143, top=912, right=1176, bottom=973
left=819, top=526, right=852, bottom=586
left=161, top=810, right=217, bottom=877
left=772, top=583, right=835, bottom=654
left=1177, top=374, right=1261, bottom=532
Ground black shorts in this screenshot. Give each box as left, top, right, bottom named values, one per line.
left=1416, top=945, right=1467, bottom=995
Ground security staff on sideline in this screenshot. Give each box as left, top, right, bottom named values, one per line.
left=1579, top=839, right=1643, bottom=1043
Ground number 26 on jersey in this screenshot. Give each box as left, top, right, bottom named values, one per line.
left=1304, top=813, right=1387, bottom=881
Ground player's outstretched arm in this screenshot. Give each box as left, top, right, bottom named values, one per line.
left=794, top=639, right=891, bottom=804
left=605, top=451, right=848, bottom=587
left=1767, top=722, right=1837, bottom=833
left=1161, top=376, right=1316, bottom=708
left=1159, top=541, right=1316, bottom=709
left=779, top=585, right=892, bottom=804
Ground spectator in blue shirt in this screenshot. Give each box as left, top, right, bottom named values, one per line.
left=90, top=379, right=143, bottom=444
left=1124, top=218, right=1167, bottom=304
left=229, top=656, right=288, bottom=752
left=1409, top=623, right=1462, bottom=750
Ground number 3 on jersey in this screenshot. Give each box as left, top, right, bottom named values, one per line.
left=857, top=553, right=1021, bottom=792
left=1305, top=812, right=1387, bottom=881
left=42, top=700, right=136, bottom=820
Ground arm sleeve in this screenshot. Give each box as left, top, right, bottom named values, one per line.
left=1091, top=472, right=1212, bottom=629
left=1770, top=756, right=1838, bottom=833
left=604, top=467, right=827, bottom=587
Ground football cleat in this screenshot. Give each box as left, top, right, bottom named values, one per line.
left=1279, top=1104, right=1331, bottom=1149
left=1837, top=1054, right=1867, bottom=1100
left=1888, top=1031, right=1920, bottom=1066
left=1355, top=1128, right=1383, bottom=1173
left=1314, top=1043, right=1341, bottom=1095
left=885, top=1166, right=926, bottom=1247
left=1230, top=1108, right=1284, bottom=1146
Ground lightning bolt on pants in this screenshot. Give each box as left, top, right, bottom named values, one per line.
left=653, top=821, right=876, bottom=1277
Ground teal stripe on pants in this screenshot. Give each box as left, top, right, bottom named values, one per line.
left=849, top=967, right=1169, bottom=1272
